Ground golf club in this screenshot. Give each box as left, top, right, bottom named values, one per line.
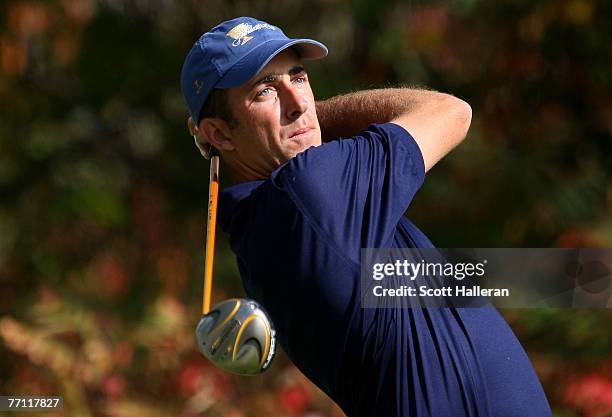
left=195, top=153, right=276, bottom=375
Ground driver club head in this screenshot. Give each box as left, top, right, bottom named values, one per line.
left=196, top=298, right=276, bottom=375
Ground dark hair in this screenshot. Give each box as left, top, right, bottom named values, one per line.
left=200, top=88, right=238, bottom=128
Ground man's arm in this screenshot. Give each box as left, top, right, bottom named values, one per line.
left=315, top=88, right=472, bottom=172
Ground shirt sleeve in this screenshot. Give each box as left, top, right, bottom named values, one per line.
left=270, top=122, right=425, bottom=264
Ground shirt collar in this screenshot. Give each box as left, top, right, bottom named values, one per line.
left=218, top=179, right=265, bottom=232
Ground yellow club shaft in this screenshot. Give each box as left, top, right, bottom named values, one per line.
left=203, top=155, right=220, bottom=315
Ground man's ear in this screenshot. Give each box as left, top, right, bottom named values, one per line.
left=187, top=116, right=212, bottom=158
left=187, top=117, right=198, bottom=137
left=199, top=117, right=236, bottom=152
left=187, top=116, right=236, bottom=159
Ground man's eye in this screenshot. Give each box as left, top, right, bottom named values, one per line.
left=257, top=87, right=273, bottom=97
left=293, top=76, right=307, bottom=84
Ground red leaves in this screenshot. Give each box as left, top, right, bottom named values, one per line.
left=112, top=341, right=134, bottom=368
left=90, top=252, right=129, bottom=299
left=178, top=359, right=207, bottom=397
left=564, top=372, right=612, bottom=417
left=157, top=248, right=191, bottom=296
left=279, top=384, right=311, bottom=416
left=555, top=229, right=596, bottom=248
left=102, top=375, right=127, bottom=399
left=176, top=355, right=232, bottom=398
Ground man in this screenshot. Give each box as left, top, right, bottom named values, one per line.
left=181, top=17, right=552, bottom=417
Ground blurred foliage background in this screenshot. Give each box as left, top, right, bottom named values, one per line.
left=0, top=0, right=611, bottom=416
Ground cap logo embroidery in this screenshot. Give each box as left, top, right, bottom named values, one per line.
left=193, top=79, right=203, bottom=94
left=226, top=22, right=276, bottom=47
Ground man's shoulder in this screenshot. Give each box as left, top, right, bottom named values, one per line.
left=219, top=179, right=294, bottom=234
left=270, top=121, right=417, bottom=194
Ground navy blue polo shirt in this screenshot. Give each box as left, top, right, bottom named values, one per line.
left=219, top=123, right=551, bottom=417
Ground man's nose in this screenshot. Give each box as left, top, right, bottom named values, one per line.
left=281, top=83, right=308, bottom=121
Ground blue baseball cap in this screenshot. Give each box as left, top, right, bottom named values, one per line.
left=181, top=17, right=328, bottom=124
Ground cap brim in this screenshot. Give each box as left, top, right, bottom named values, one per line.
left=216, top=38, right=328, bottom=89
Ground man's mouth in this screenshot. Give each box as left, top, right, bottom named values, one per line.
left=289, top=128, right=312, bottom=139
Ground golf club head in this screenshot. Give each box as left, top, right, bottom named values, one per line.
left=196, top=298, right=276, bottom=375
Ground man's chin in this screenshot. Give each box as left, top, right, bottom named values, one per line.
left=286, top=142, right=319, bottom=160
left=287, top=134, right=322, bottom=154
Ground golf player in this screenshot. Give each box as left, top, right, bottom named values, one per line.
left=181, top=17, right=552, bottom=417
